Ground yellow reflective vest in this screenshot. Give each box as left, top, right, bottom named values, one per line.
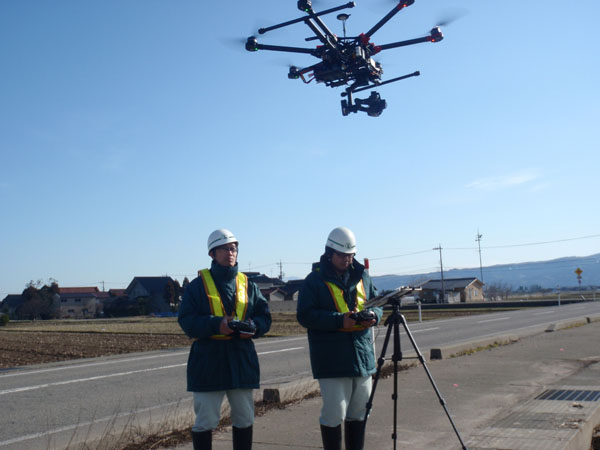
left=199, top=269, right=248, bottom=340
left=325, top=279, right=367, bottom=331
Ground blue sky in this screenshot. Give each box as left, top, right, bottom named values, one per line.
left=1, top=0, right=599, bottom=295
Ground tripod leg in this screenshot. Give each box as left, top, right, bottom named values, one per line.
left=399, top=314, right=469, bottom=450
left=362, top=318, right=393, bottom=425
left=392, top=313, right=401, bottom=449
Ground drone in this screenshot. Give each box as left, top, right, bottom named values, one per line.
left=246, top=0, right=444, bottom=117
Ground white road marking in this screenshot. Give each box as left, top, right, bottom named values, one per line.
left=258, top=347, right=304, bottom=356
left=477, top=317, right=510, bottom=324
left=0, top=347, right=303, bottom=396
left=534, top=311, right=556, bottom=315
left=0, top=351, right=188, bottom=378
left=0, top=337, right=307, bottom=379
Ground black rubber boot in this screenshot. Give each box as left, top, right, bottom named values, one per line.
left=344, top=420, right=366, bottom=450
left=320, top=424, right=342, bottom=450
left=192, top=430, right=212, bottom=450
left=232, top=425, right=253, bottom=450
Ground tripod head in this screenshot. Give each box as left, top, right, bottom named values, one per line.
left=364, top=286, right=422, bottom=308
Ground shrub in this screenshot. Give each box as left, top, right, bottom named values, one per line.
left=0, top=314, right=9, bottom=326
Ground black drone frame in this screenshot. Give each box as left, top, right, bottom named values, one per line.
left=245, top=0, right=443, bottom=117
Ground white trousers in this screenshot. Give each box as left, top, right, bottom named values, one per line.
left=192, top=389, right=254, bottom=432
left=318, top=376, right=372, bottom=427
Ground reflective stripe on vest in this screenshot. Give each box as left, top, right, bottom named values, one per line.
left=199, top=269, right=249, bottom=340
left=325, top=279, right=367, bottom=331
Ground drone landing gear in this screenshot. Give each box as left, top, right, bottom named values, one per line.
left=341, top=91, right=387, bottom=117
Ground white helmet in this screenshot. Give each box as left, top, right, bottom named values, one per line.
left=326, top=226, right=357, bottom=254
left=207, top=229, right=238, bottom=254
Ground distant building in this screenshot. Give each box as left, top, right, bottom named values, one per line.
left=280, top=279, right=304, bottom=301
left=417, top=278, right=484, bottom=303
left=245, top=273, right=284, bottom=290
left=259, top=279, right=303, bottom=302
left=125, top=276, right=176, bottom=313
left=56, top=287, right=102, bottom=318
left=1, top=294, right=23, bottom=319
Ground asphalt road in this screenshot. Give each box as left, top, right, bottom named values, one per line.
left=1, top=301, right=599, bottom=449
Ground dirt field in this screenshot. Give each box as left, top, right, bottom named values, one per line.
left=0, top=309, right=504, bottom=369
left=0, top=331, right=192, bottom=369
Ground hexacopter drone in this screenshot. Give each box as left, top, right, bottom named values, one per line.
left=246, top=0, right=444, bottom=117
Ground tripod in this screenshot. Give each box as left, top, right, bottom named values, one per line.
left=362, top=298, right=468, bottom=450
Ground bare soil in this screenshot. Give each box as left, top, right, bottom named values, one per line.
left=0, top=309, right=505, bottom=370
left=0, top=331, right=192, bottom=369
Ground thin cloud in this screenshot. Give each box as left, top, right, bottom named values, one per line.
left=466, top=170, right=541, bottom=191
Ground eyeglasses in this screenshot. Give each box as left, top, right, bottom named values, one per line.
left=217, top=246, right=238, bottom=254
left=333, top=251, right=355, bottom=260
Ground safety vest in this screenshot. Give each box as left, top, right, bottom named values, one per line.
left=325, top=279, right=367, bottom=332
left=199, top=269, right=248, bottom=340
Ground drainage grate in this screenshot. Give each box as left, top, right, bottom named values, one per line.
left=535, top=389, right=600, bottom=402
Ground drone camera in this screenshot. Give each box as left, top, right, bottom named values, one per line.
left=429, top=26, right=443, bottom=42
left=358, top=91, right=387, bottom=117
left=245, top=36, right=259, bottom=52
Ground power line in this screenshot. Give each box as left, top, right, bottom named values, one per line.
left=369, top=249, right=432, bottom=261
left=483, top=233, right=600, bottom=249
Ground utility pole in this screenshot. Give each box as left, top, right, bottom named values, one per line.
left=278, top=260, right=284, bottom=281
left=475, top=230, right=484, bottom=283
left=433, top=245, right=445, bottom=303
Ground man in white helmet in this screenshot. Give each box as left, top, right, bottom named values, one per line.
left=297, top=227, right=382, bottom=450
left=178, top=229, right=272, bottom=450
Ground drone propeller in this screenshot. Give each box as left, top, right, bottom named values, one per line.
left=435, top=8, right=468, bottom=27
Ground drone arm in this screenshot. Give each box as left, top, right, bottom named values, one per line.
left=364, top=0, right=414, bottom=39
left=246, top=38, right=319, bottom=56
left=258, top=1, right=355, bottom=35
left=376, top=28, right=443, bottom=52
left=306, top=14, right=338, bottom=48
left=304, top=19, right=342, bottom=55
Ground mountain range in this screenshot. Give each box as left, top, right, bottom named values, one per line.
left=371, top=253, right=600, bottom=292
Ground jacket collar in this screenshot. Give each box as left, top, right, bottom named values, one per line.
left=317, top=254, right=364, bottom=286
left=210, top=260, right=239, bottom=282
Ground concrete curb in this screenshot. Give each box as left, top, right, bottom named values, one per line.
left=566, top=392, right=600, bottom=450
left=262, top=377, right=319, bottom=404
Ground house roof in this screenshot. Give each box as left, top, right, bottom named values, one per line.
left=279, top=282, right=303, bottom=296
left=248, top=274, right=284, bottom=285
left=260, top=287, right=281, bottom=298
left=109, top=289, right=126, bottom=297
left=1, top=294, right=23, bottom=308
left=125, top=276, right=174, bottom=296
left=420, top=278, right=482, bottom=291
left=60, top=292, right=98, bottom=299
left=59, top=287, right=100, bottom=294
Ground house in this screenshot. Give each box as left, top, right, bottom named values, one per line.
left=56, top=287, right=101, bottom=318
left=1, top=294, right=23, bottom=319
left=262, top=287, right=286, bottom=302
left=245, top=274, right=284, bottom=290
left=125, top=276, right=177, bottom=314
left=259, top=279, right=304, bottom=302
left=417, top=278, right=485, bottom=304
left=278, top=279, right=304, bottom=301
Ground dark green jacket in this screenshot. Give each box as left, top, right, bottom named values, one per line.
left=178, top=261, right=271, bottom=392
left=297, top=255, right=382, bottom=379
